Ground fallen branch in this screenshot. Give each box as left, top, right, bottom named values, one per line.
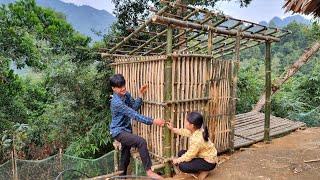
left=86, top=171, right=124, bottom=180
left=304, top=159, right=320, bottom=163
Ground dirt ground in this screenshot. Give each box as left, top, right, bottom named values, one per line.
left=166, top=127, right=320, bottom=180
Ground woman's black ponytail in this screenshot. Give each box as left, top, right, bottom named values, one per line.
left=203, top=126, right=209, bottom=142
left=187, top=112, right=209, bottom=142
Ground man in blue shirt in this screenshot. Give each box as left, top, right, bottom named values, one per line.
left=109, top=74, right=165, bottom=179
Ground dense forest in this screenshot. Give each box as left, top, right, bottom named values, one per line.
left=0, top=0, right=319, bottom=165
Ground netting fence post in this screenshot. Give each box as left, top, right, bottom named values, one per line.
left=12, top=139, right=18, bottom=180
left=58, top=148, right=63, bottom=180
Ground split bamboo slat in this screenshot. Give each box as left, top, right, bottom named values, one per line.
left=113, top=54, right=234, bottom=157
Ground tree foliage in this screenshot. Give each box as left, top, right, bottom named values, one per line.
left=111, top=0, right=252, bottom=34
left=0, top=0, right=112, bottom=163
left=237, top=21, right=320, bottom=127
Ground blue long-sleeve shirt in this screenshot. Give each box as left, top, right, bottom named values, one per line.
left=110, top=92, right=153, bottom=138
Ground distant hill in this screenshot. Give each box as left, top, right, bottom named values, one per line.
left=0, top=0, right=116, bottom=42
left=259, top=15, right=311, bottom=27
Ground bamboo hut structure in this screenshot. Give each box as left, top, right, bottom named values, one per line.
left=101, top=0, right=291, bottom=175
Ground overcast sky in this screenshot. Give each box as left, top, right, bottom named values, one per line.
left=60, top=0, right=310, bottom=23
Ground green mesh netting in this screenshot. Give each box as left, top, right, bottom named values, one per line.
left=0, top=160, right=12, bottom=179
left=0, top=151, right=149, bottom=180
left=0, top=151, right=116, bottom=180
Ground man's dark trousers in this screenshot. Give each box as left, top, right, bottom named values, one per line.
left=115, top=131, right=152, bottom=175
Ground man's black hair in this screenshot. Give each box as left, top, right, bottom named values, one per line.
left=109, top=74, right=126, bottom=88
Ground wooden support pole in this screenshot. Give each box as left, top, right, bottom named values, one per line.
left=204, top=30, right=213, bottom=140
left=164, top=25, right=173, bottom=177
left=230, top=31, right=241, bottom=152
left=59, top=148, right=63, bottom=180
left=11, top=151, right=16, bottom=180
left=264, top=41, right=272, bottom=142
left=12, top=137, right=18, bottom=180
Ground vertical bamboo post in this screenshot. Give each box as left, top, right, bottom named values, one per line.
left=205, top=30, right=213, bottom=132
left=113, top=148, right=119, bottom=172
left=12, top=137, right=18, bottom=180
left=58, top=148, right=63, bottom=180
left=208, top=30, right=213, bottom=55
left=264, top=41, right=272, bottom=142
left=164, top=25, right=173, bottom=177
left=11, top=151, right=15, bottom=180
left=230, top=31, right=241, bottom=152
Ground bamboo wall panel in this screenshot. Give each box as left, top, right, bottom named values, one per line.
left=113, top=54, right=234, bottom=158
left=114, top=56, right=166, bottom=158
left=171, top=55, right=210, bottom=156
left=207, top=60, right=234, bottom=152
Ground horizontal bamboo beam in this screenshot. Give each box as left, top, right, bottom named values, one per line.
left=108, top=5, right=169, bottom=54
left=152, top=15, right=280, bottom=42
left=166, top=17, right=213, bottom=53
left=101, top=53, right=161, bottom=58
left=212, top=39, right=250, bottom=56
left=151, top=163, right=166, bottom=171
left=160, top=0, right=289, bottom=34
left=169, top=53, right=213, bottom=58
left=166, top=97, right=211, bottom=104
left=213, top=41, right=260, bottom=58
left=87, top=171, right=124, bottom=180
left=109, top=56, right=167, bottom=66
left=195, top=37, right=237, bottom=53
left=159, top=16, right=212, bottom=54
left=185, top=38, right=207, bottom=52
left=143, top=97, right=211, bottom=106
left=101, top=53, right=131, bottom=58
left=131, top=8, right=201, bottom=55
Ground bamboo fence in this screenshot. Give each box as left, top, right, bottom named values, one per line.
left=112, top=54, right=234, bottom=158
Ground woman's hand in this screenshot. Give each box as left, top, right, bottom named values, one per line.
left=166, top=122, right=174, bottom=130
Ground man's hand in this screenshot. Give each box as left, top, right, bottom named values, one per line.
left=172, top=158, right=180, bottom=165
left=153, top=118, right=165, bottom=127
left=139, top=84, right=148, bottom=98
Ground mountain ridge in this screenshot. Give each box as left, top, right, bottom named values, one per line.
left=0, top=0, right=116, bottom=41
left=259, top=15, right=311, bottom=27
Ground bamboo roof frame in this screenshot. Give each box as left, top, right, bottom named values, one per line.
left=102, top=0, right=290, bottom=57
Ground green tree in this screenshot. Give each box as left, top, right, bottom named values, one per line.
left=0, top=0, right=114, bottom=163
left=110, top=0, right=252, bottom=34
